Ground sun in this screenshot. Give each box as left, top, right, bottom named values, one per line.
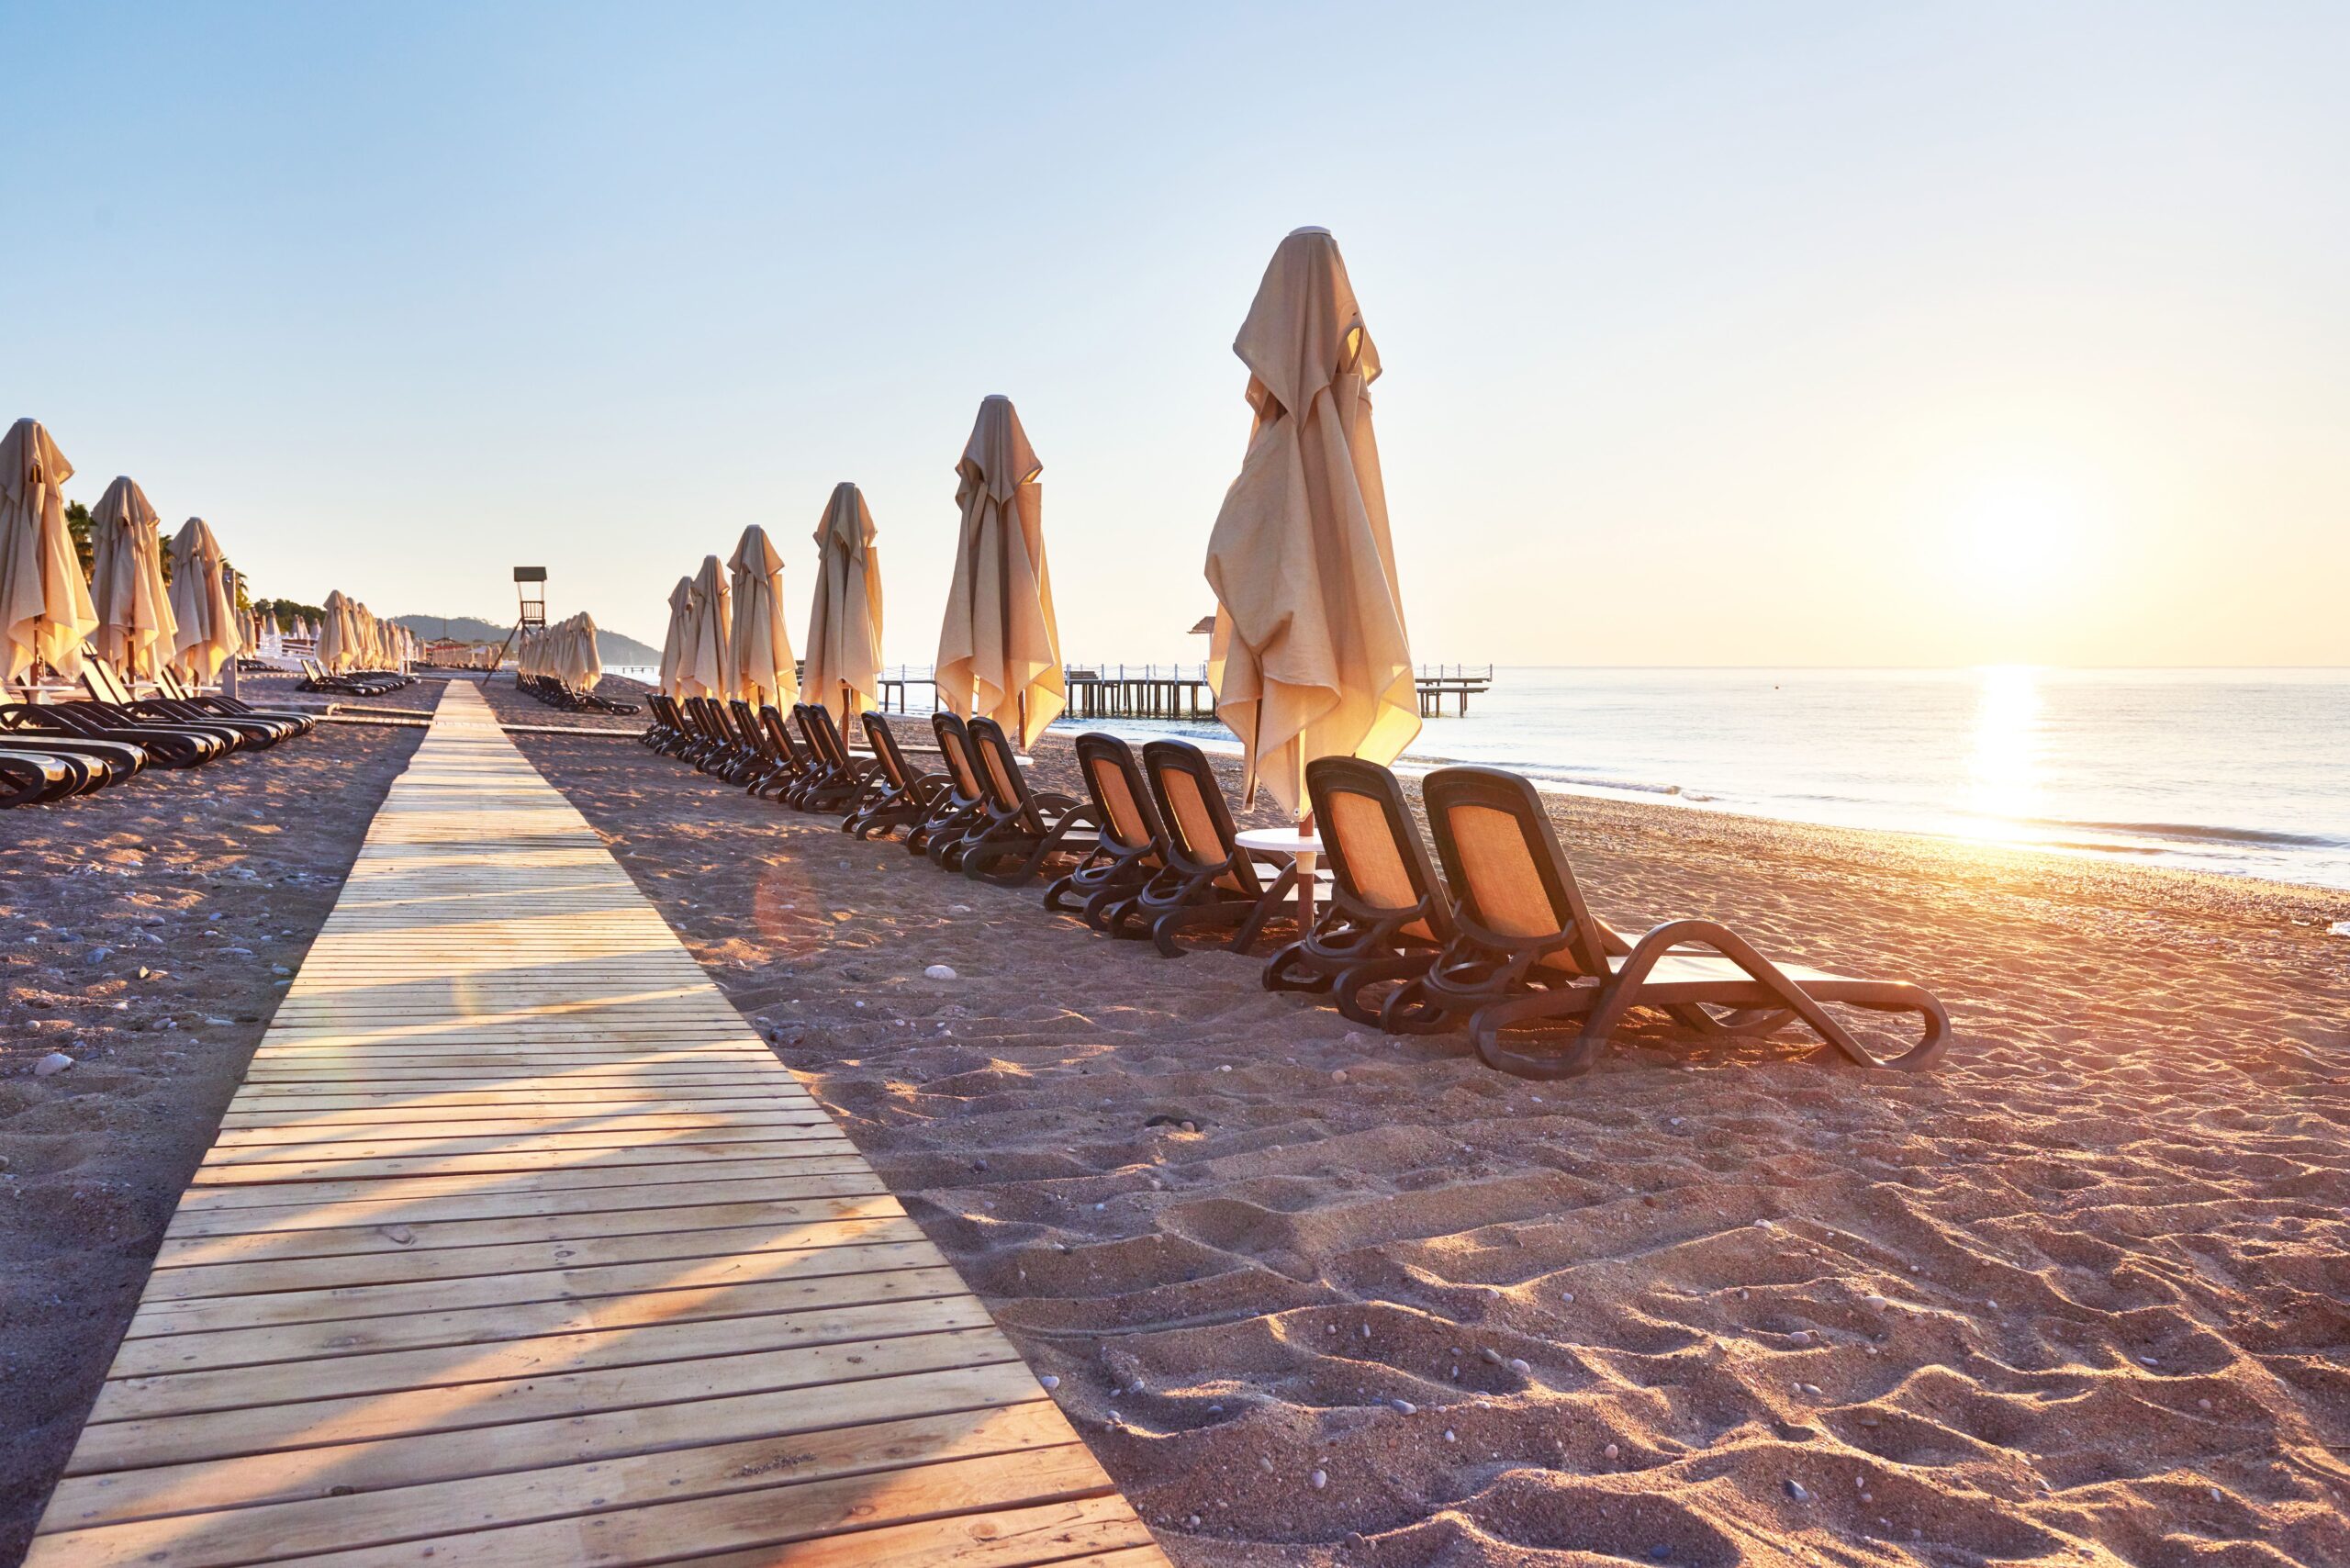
left=1948, top=478, right=2088, bottom=604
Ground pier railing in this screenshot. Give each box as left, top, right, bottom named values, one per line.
left=874, top=662, right=1494, bottom=719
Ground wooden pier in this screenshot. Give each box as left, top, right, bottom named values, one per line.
left=28, top=681, right=1165, bottom=1567
left=876, top=664, right=1493, bottom=722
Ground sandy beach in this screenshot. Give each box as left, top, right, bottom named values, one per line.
left=0, top=674, right=425, bottom=1562
left=477, top=684, right=2350, bottom=1566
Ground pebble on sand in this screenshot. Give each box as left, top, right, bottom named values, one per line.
left=1309, top=1469, right=1327, bottom=1490
left=34, top=1052, right=73, bottom=1077
left=1039, top=1375, right=1059, bottom=1390
left=923, top=964, right=957, bottom=980
left=1785, top=1479, right=1812, bottom=1503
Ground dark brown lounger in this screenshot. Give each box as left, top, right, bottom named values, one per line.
left=1412, top=765, right=1950, bottom=1079
left=845, top=712, right=945, bottom=840
left=917, top=713, right=992, bottom=867
left=1262, top=756, right=1460, bottom=1032
left=1103, top=739, right=1301, bottom=957
left=956, top=717, right=1098, bottom=886
left=1046, top=733, right=1169, bottom=930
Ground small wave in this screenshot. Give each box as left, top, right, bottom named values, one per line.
left=2018, top=818, right=2348, bottom=850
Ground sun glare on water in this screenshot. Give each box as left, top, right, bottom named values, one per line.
left=1963, top=664, right=2046, bottom=840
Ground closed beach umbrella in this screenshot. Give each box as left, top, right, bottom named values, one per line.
left=0, top=418, right=99, bottom=685
left=1203, top=227, right=1418, bottom=815
left=935, top=395, right=1064, bottom=748
left=728, top=524, right=798, bottom=709
left=88, top=476, right=179, bottom=682
left=574, top=613, right=604, bottom=689
left=802, top=482, right=884, bottom=727
left=167, top=518, right=243, bottom=684
left=656, top=576, right=695, bottom=697
left=680, top=554, right=733, bottom=700
left=319, top=589, right=350, bottom=671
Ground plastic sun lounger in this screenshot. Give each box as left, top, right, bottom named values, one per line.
left=956, top=716, right=1099, bottom=887
left=913, top=713, right=991, bottom=867
left=845, top=712, right=946, bottom=840
left=1045, top=733, right=1169, bottom=930
left=1102, top=738, right=1300, bottom=958
left=1407, top=764, right=1951, bottom=1080
left=153, top=666, right=315, bottom=736
left=1261, top=756, right=1462, bottom=1033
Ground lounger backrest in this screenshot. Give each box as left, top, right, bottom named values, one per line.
left=156, top=668, right=189, bottom=700
left=82, top=661, right=135, bottom=705
left=758, top=705, right=807, bottom=768
left=795, top=705, right=848, bottom=772
left=1422, top=766, right=1610, bottom=978
left=1143, top=740, right=1256, bottom=893
left=1074, top=733, right=1164, bottom=855
left=1305, top=756, right=1452, bottom=944
left=965, top=718, right=1034, bottom=819
left=930, top=713, right=986, bottom=805
left=860, top=712, right=915, bottom=789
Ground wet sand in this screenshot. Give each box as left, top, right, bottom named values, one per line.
left=493, top=691, right=2350, bottom=1567
left=0, top=674, right=425, bottom=1562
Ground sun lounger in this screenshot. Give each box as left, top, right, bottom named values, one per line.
left=1262, top=756, right=1460, bottom=1031
left=79, top=664, right=263, bottom=751
left=91, top=661, right=294, bottom=746
left=845, top=712, right=946, bottom=839
left=1045, top=733, right=1170, bottom=929
left=747, top=704, right=819, bottom=803
left=789, top=704, right=881, bottom=814
left=1102, top=739, right=1304, bottom=956
left=955, top=717, right=1099, bottom=886
left=3, top=687, right=229, bottom=768
left=913, top=712, right=991, bottom=864
left=153, top=666, right=315, bottom=736
left=0, top=746, right=90, bottom=804
left=1410, top=765, right=1950, bottom=1078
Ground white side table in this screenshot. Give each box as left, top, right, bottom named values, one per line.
left=1235, top=826, right=1326, bottom=932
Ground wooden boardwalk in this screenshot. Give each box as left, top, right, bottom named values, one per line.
left=31, top=681, right=1165, bottom=1567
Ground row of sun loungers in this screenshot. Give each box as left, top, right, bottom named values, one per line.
left=0, top=660, right=318, bottom=807
left=514, top=671, right=641, bottom=714
left=296, top=656, right=412, bottom=696
left=643, top=695, right=1949, bottom=1076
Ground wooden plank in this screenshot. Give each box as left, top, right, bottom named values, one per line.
left=37, top=1394, right=1080, bottom=1561
left=107, top=1263, right=971, bottom=1376
left=153, top=1195, right=913, bottom=1275
left=129, top=1232, right=945, bottom=1329
left=30, top=679, right=1166, bottom=1565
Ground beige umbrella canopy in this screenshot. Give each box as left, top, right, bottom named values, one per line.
left=656, top=576, right=695, bottom=698
left=1203, top=227, right=1418, bottom=816
left=935, top=396, right=1064, bottom=748
left=802, top=482, right=884, bottom=727
left=167, top=518, right=243, bottom=684
left=0, top=418, right=99, bottom=684
left=319, top=589, right=351, bottom=671
left=88, top=476, right=179, bottom=682
left=678, top=554, right=733, bottom=700
left=728, top=525, right=798, bottom=709
left=565, top=612, right=603, bottom=690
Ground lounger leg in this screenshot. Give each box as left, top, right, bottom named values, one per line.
left=1472, top=985, right=1609, bottom=1080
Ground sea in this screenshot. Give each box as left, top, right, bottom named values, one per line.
left=607, top=664, right=2350, bottom=890
left=1056, top=667, right=2350, bottom=892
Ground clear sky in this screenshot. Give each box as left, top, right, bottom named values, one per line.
left=7, top=2, right=2344, bottom=666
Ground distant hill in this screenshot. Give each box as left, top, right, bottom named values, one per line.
left=392, top=613, right=663, bottom=668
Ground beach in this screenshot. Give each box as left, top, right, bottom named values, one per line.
left=0, top=675, right=426, bottom=1561
left=479, top=678, right=2349, bottom=1565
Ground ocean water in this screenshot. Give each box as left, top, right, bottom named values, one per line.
left=1045, top=667, right=2350, bottom=891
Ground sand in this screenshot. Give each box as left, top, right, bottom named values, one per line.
left=492, top=689, right=2350, bottom=1567
left=0, top=673, right=425, bottom=1562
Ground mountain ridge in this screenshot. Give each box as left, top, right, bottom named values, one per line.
left=391, top=613, right=662, bottom=667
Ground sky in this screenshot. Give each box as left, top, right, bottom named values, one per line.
left=6, top=2, right=2345, bottom=667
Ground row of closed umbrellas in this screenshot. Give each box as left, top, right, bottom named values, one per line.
left=651, top=227, right=1421, bottom=816
left=0, top=418, right=414, bottom=689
